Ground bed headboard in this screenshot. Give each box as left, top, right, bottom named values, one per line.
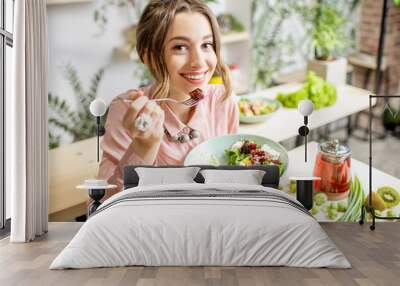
left=123, top=165, right=280, bottom=189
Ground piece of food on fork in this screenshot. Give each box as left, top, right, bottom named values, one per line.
left=189, top=88, right=204, bottom=101
left=180, top=88, right=204, bottom=107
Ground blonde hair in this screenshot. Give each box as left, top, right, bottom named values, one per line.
left=136, top=0, right=232, bottom=100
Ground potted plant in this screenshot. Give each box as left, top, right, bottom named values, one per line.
left=307, top=3, right=348, bottom=86
left=382, top=104, right=400, bottom=132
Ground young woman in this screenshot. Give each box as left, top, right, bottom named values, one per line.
left=98, top=0, right=239, bottom=195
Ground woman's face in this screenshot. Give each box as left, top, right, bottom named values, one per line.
left=164, top=12, right=217, bottom=99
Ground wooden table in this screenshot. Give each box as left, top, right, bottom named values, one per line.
left=282, top=141, right=400, bottom=222
left=238, top=83, right=373, bottom=142
left=49, top=137, right=100, bottom=218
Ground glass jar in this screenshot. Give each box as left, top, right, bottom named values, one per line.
left=313, top=139, right=351, bottom=200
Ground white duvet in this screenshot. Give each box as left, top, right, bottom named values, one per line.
left=50, top=183, right=351, bottom=269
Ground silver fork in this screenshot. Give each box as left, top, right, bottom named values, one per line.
left=122, top=88, right=204, bottom=107
left=123, top=97, right=200, bottom=107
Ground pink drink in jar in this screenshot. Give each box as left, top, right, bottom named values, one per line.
left=313, top=140, right=351, bottom=200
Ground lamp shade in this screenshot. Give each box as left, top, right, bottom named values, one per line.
left=89, top=99, right=107, bottom=117
left=298, top=100, right=314, bottom=116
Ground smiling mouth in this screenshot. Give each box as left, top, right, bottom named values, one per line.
left=181, top=71, right=208, bottom=81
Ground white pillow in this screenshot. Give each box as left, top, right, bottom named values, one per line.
left=200, top=169, right=266, bottom=185
left=135, top=167, right=200, bottom=186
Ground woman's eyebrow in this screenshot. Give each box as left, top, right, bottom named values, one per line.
left=168, top=34, right=213, bottom=43
left=168, top=36, right=190, bottom=43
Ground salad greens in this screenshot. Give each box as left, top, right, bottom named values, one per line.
left=224, top=140, right=285, bottom=175
left=277, top=71, right=337, bottom=109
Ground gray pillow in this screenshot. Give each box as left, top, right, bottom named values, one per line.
left=200, top=169, right=266, bottom=185
left=135, top=167, right=201, bottom=186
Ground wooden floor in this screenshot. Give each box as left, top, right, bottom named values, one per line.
left=0, top=222, right=399, bottom=286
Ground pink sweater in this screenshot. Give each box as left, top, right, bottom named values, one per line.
left=97, top=84, right=239, bottom=197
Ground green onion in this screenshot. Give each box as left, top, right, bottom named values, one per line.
left=338, top=175, right=365, bottom=222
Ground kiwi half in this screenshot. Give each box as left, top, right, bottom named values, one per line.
left=364, top=192, right=386, bottom=211
left=377, top=187, right=400, bottom=208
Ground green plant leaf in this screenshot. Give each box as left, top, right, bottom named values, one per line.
left=49, top=118, right=76, bottom=136
left=48, top=65, right=106, bottom=145
left=64, top=63, right=86, bottom=106
left=48, top=131, right=61, bottom=149
left=88, top=68, right=105, bottom=102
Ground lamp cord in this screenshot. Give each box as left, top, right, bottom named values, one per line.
left=305, top=131, right=307, bottom=163
left=96, top=116, right=100, bottom=162
left=304, top=116, right=308, bottom=162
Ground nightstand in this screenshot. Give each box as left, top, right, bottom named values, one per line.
left=289, top=176, right=321, bottom=210
left=76, top=184, right=117, bottom=216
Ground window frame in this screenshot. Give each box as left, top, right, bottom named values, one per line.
left=0, top=0, right=14, bottom=233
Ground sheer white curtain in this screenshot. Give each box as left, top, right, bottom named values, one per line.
left=8, top=0, right=48, bottom=242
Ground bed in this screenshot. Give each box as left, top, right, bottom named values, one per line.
left=50, top=165, right=350, bottom=269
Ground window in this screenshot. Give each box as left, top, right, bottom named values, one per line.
left=0, top=0, right=14, bottom=232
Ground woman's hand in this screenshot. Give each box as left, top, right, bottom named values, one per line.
left=122, top=90, right=165, bottom=146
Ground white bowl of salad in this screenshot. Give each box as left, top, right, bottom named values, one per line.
left=184, top=134, right=288, bottom=176
left=238, top=95, right=281, bottom=124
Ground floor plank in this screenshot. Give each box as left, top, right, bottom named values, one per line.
left=0, top=222, right=399, bottom=286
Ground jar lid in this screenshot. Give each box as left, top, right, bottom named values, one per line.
left=319, top=139, right=351, bottom=158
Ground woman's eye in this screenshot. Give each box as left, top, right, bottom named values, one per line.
left=202, top=42, right=214, bottom=50
left=172, top=45, right=188, bottom=52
